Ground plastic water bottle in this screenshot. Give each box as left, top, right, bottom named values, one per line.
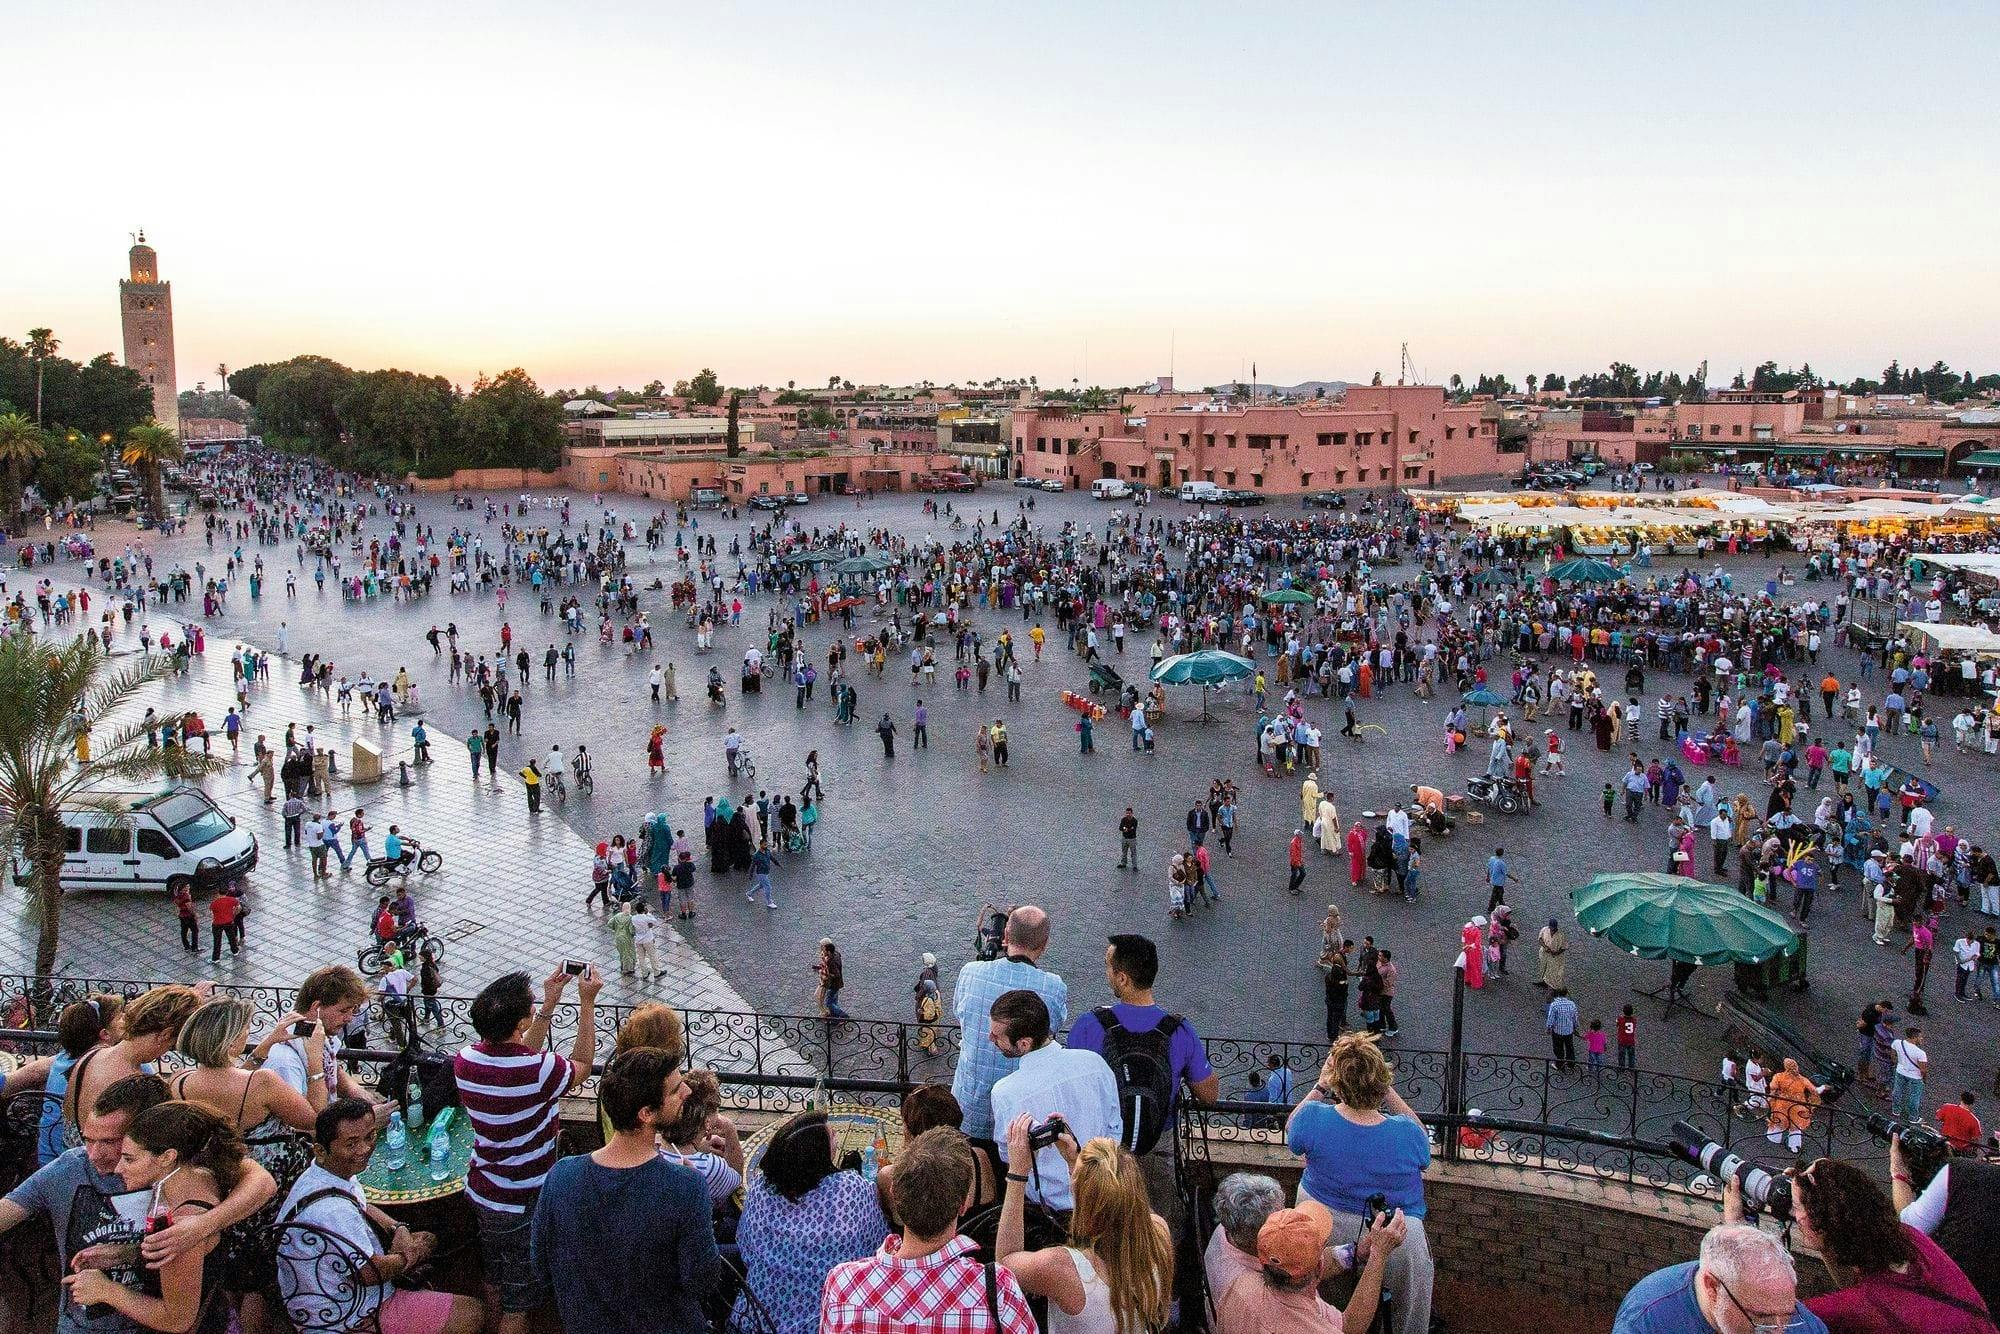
left=406, top=1088, right=424, bottom=1132
left=860, top=1143, right=878, bottom=1183
left=428, top=1125, right=450, bottom=1182
left=384, top=1111, right=408, bottom=1172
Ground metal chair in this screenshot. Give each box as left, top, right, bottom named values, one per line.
left=274, top=1219, right=384, bottom=1334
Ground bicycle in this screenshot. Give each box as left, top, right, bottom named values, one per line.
left=727, top=747, right=756, bottom=781
left=573, top=760, right=595, bottom=796
left=547, top=769, right=567, bottom=807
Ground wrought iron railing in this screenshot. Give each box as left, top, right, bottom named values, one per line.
left=0, top=972, right=1887, bottom=1195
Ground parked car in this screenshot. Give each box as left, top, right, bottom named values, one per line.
left=1013, top=476, right=1043, bottom=488
left=1039, top=478, right=1065, bottom=492
left=786, top=493, right=811, bottom=506
left=748, top=494, right=786, bottom=511
left=1215, top=488, right=1266, bottom=505
left=1303, top=491, right=1348, bottom=509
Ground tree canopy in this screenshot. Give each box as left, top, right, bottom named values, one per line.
left=235, top=355, right=563, bottom=476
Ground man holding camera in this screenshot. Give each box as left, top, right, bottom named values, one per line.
left=1614, top=1181, right=1828, bottom=1333
left=986, top=989, right=1119, bottom=1215
left=1893, top=1125, right=2000, bottom=1315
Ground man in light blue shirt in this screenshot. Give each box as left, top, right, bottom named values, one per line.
left=1546, top=988, right=1580, bottom=1068
left=951, top=906, right=1068, bottom=1141
left=987, top=990, right=1118, bottom=1212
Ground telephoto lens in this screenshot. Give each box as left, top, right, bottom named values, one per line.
left=1669, top=1120, right=1793, bottom=1221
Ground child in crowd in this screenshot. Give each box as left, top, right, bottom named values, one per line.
left=1585, top=1019, right=1608, bottom=1075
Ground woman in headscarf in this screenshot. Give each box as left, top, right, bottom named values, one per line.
left=1346, top=821, right=1367, bottom=888
left=1537, top=919, right=1568, bottom=990
left=1460, top=918, right=1487, bottom=988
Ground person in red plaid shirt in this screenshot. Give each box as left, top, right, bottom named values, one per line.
left=820, top=1127, right=1037, bottom=1334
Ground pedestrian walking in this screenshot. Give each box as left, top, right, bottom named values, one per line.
left=814, top=938, right=849, bottom=1018
left=1118, top=807, right=1139, bottom=869
left=632, top=899, right=661, bottom=980
left=1546, top=987, right=1579, bottom=1067
left=877, top=713, right=897, bottom=758
left=1286, top=828, right=1306, bottom=896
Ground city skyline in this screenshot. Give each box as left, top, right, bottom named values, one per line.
left=7, top=1, right=1997, bottom=396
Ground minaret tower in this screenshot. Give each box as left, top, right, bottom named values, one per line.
left=119, top=231, right=179, bottom=431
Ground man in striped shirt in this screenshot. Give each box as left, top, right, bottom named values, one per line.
left=455, top=966, right=602, bottom=1334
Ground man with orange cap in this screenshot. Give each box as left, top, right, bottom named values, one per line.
left=1215, top=1198, right=1404, bottom=1333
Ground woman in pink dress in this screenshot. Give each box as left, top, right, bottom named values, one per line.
left=1346, top=822, right=1367, bottom=888
left=1461, top=917, right=1487, bottom=988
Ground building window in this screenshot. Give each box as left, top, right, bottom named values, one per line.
left=1408, top=430, right=1418, bottom=445
left=1404, top=465, right=1421, bottom=480
left=1223, top=470, right=1236, bottom=485
left=1203, top=434, right=1215, bottom=448
left=1710, top=425, right=1722, bottom=436
left=1731, top=425, right=1743, bottom=437
left=1334, top=469, right=1346, bottom=484
left=1445, top=426, right=1456, bottom=440
left=1357, top=433, right=1372, bottom=447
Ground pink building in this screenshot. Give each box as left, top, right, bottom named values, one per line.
left=1011, top=386, right=1506, bottom=492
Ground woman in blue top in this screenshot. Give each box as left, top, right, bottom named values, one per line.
left=1286, top=1033, right=1435, bottom=1334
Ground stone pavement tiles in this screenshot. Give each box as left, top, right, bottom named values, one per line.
left=0, top=604, right=759, bottom=1023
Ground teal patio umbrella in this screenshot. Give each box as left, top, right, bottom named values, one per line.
left=834, top=554, right=892, bottom=576
left=1460, top=686, right=1504, bottom=724
left=1548, top=557, right=1624, bottom=584
left=1150, top=649, right=1255, bottom=721
left=1260, top=588, right=1315, bottom=605
left=1570, top=872, right=1800, bottom=1015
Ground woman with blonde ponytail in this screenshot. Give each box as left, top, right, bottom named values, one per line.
left=997, top=1116, right=1172, bottom=1334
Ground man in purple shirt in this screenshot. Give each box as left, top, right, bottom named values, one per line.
left=1065, top=934, right=1218, bottom=1238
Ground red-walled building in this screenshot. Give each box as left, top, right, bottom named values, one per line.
left=1011, top=386, right=1506, bottom=492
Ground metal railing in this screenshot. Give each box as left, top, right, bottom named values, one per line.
left=0, top=972, right=1887, bottom=1196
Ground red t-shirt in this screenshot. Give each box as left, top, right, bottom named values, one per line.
left=1937, top=1102, right=1983, bottom=1153
left=209, top=895, right=239, bottom=926
left=374, top=909, right=396, bottom=940
left=1616, top=1016, right=1637, bottom=1047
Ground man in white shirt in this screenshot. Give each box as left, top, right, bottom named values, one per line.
left=379, top=963, right=416, bottom=1047
left=986, top=989, right=1120, bottom=1213
left=1384, top=805, right=1410, bottom=842
left=1890, top=1027, right=1928, bottom=1122
left=277, top=1098, right=482, bottom=1334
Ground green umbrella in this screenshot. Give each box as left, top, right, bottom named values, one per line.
left=1260, top=588, right=1314, bottom=605
left=834, top=555, right=892, bottom=576
left=1569, top=872, right=1799, bottom=966
left=1150, top=649, right=1255, bottom=721
left=781, top=549, right=837, bottom=567
left=1548, top=557, right=1624, bottom=584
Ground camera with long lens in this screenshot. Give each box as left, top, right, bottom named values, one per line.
left=1670, top=1120, right=1793, bottom=1221
left=1866, top=1113, right=1945, bottom=1158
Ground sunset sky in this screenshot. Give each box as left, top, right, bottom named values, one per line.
left=8, top=1, right=1997, bottom=394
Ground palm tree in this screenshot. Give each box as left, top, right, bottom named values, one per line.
left=0, top=413, right=46, bottom=527
left=27, top=328, right=59, bottom=426
left=0, top=634, right=220, bottom=977
left=122, top=422, right=182, bottom=520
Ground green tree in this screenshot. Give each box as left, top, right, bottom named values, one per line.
left=122, top=422, right=183, bottom=519
left=253, top=356, right=354, bottom=456
left=0, top=413, right=46, bottom=525
left=453, top=368, right=562, bottom=471
left=336, top=369, right=458, bottom=476
left=27, top=329, right=60, bottom=426
left=687, top=368, right=722, bottom=407
left=31, top=428, right=102, bottom=506
left=226, top=363, right=273, bottom=406
left=0, top=634, right=220, bottom=977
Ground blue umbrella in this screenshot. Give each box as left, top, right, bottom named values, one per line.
left=1150, top=650, right=1254, bottom=720
left=1461, top=687, right=1504, bottom=707
left=1548, top=557, right=1624, bottom=584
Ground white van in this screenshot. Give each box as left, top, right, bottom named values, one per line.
left=10, top=786, right=259, bottom=894
left=1179, top=481, right=1222, bottom=503
left=1090, top=479, right=1133, bottom=501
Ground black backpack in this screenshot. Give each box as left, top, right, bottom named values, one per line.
left=1093, top=1006, right=1183, bottom=1156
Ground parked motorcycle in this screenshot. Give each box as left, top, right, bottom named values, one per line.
left=1465, top=774, right=1527, bottom=815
